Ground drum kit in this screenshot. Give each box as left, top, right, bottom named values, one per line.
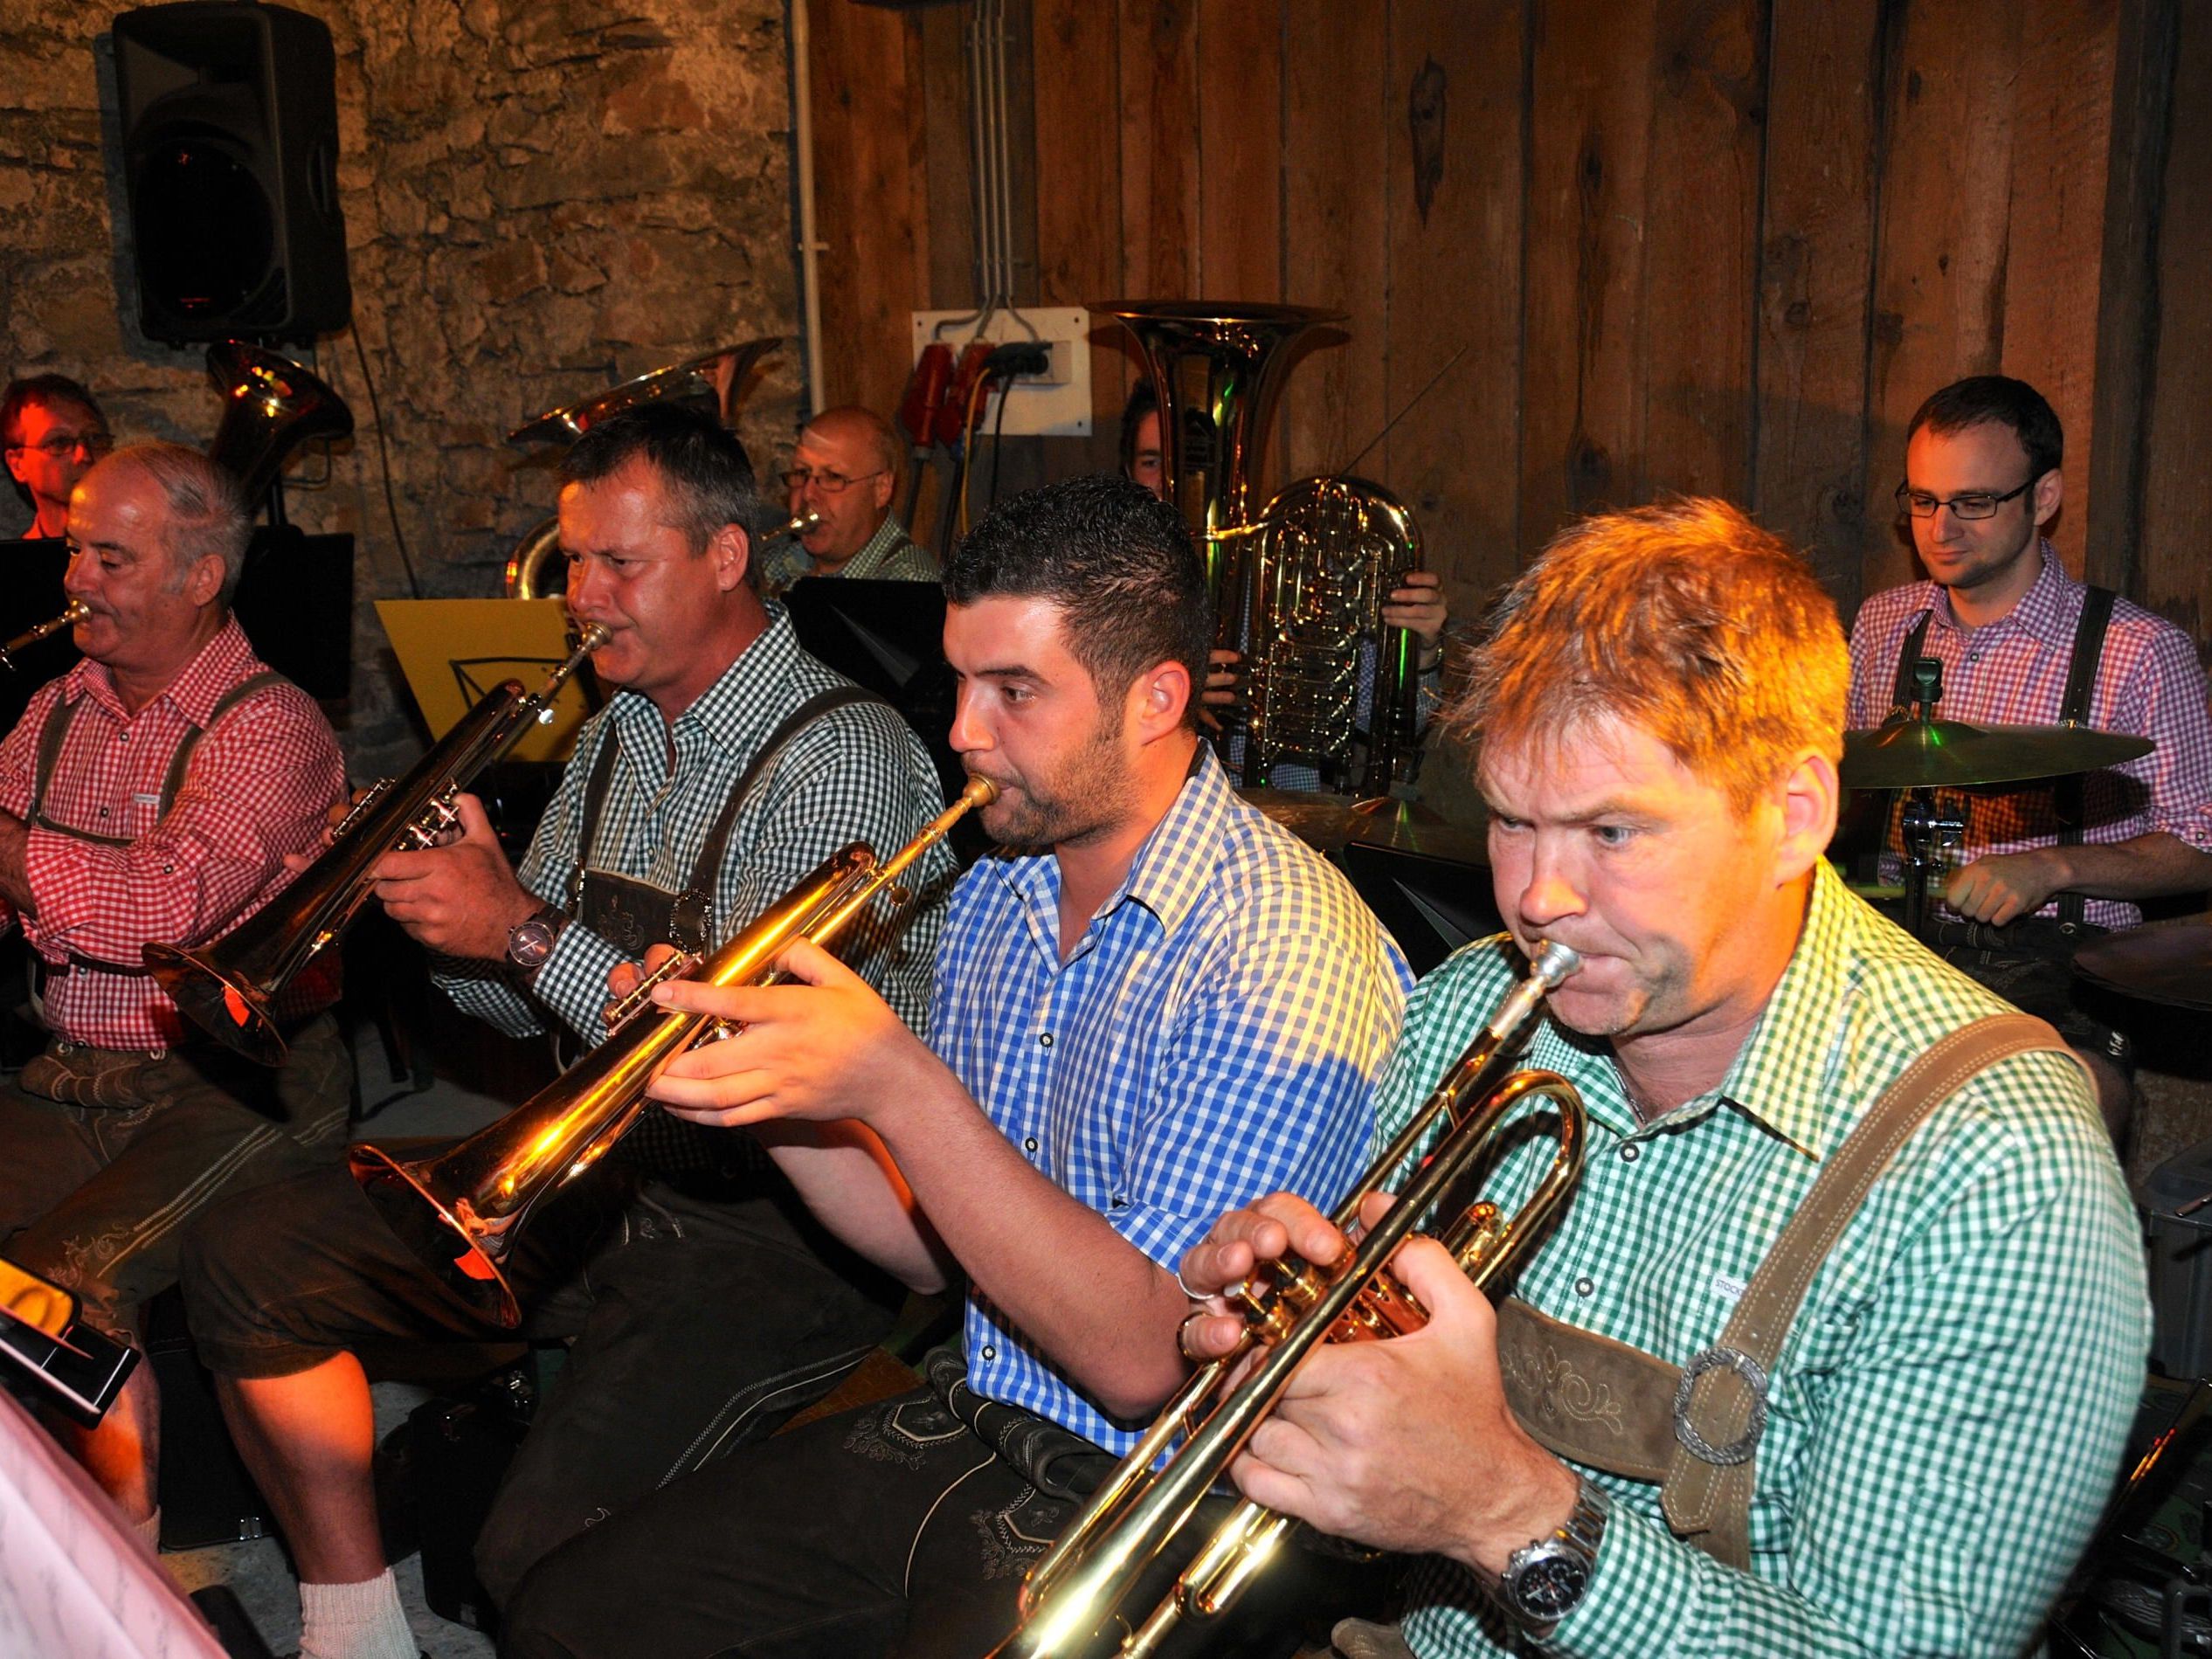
left=1841, top=654, right=2209, bottom=1013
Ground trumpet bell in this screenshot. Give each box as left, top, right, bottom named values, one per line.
left=142, top=940, right=290, bottom=1067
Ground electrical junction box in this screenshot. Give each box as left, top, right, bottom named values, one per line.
left=910, top=307, right=1094, bottom=438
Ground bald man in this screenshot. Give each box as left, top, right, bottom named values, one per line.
left=763, top=405, right=937, bottom=594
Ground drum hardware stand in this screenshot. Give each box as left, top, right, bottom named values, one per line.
left=1896, top=658, right=1965, bottom=944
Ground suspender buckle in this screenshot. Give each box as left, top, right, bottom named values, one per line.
left=1672, top=1345, right=1768, bottom=1466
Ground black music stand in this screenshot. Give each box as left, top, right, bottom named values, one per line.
left=1337, top=840, right=1498, bottom=977
left=782, top=574, right=964, bottom=799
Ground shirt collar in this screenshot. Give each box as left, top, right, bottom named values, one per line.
left=1703, top=860, right=1864, bottom=1159
left=1930, top=540, right=2077, bottom=651
left=844, top=514, right=911, bottom=578
left=988, top=743, right=1235, bottom=945
left=62, top=615, right=259, bottom=727
left=602, top=604, right=805, bottom=761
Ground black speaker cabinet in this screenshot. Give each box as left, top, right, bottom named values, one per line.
left=112, top=2, right=350, bottom=342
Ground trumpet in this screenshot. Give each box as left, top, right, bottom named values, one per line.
left=0, top=600, right=89, bottom=674
left=993, top=940, right=1586, bottom=1659
left=773, top=508, right=821, bottom=542
left=143, top=623, right=612, bottom=1065
left=348, top=774, right=996, bottom=1327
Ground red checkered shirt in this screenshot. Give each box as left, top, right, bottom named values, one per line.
left=1848, top=543, right=2212, bottom=928
left=0, top=618, right=346, bottom=1051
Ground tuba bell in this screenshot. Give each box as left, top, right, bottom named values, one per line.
left=991, top=941, right=1586, bottom=1659
left=206, top=340, right=354, bottom=504
left=1093, top=302, right=1342, bottom=748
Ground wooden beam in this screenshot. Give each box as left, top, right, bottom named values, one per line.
left=1752, top=0, right=1884, bottom=610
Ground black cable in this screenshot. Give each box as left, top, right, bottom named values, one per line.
left=987, top=376, right=1012, bottom=510
left=348, top=323, right=425, bottom=599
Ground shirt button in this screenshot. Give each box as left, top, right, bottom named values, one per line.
left=97, top=807, right=107, bottom=818
left=981, top=1344, right=996, bottom=1361
left=1574, top=1276, right=1594, bottom=1297
left=1039, top=1033, right=1053, bottom=1047
left=1619, top=1143, right=1641, bottom=1163
left=1024, top=1137, right=1038, bottom=1152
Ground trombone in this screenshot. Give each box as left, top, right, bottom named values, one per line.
left=0, top=601, right=89, bottom=674
left=993, top=940, right=1586, bottom=1659
left=143, top=624, right=611, bottom=1064
left=348, top=775, right=996, bottom=1327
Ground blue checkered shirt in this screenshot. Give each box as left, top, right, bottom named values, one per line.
left=931, top=749, right=1413, bottom=1452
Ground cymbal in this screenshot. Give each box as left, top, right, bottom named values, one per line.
left=1241, top=790, right=1488, bottom=866
left=2074, top=919, right=2212, bottom=1011
left=1841, top=718, right=2154, bottom=791
left=508, top=338, right=782, bottom=447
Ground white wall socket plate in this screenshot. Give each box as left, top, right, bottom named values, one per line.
left=909, top=307, right=1094, bottom=438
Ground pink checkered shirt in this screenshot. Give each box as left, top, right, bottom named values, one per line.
left=1847, top=544, right=2212, bottom=928
left=0, top=619, right=346, bottom=1051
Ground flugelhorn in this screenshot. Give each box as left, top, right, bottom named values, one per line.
left=993, top=940, right=1586, bottom=1659
left=348, top=775, right=995, bottom=1328
left=143, top=624, right=612, bottom=1065
left=0, top=601, right=89, bottom=674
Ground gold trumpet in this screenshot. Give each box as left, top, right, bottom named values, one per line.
left=349, top=775, right=996, bottom=1328
left=0, top=600, right=90, bottom=674
left=993, top=940, right=1586, bottom=1659
left=143, top=624, right=612, bottom=1064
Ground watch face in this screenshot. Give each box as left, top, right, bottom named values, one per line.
left=508, top=921, right=554, bottom=968
left=1510, top=1548, right=1590, bottom=1619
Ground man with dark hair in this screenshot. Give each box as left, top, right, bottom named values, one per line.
left=180, top=401, right=955, bottom=1659
left=1179, top=497, right=2146, bottom=1658
left=0, top=442, right=349, bottom=1544
left=498, top=473, right=1413, bottom=1658
left=760, top=404, right=937, bottom=593
left=2, top=373, right=111, bottom=541
left=1847, top=373, right=2212, bottom=1134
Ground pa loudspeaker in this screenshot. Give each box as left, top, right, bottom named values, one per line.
left=112, top=2, right=350, bottom=342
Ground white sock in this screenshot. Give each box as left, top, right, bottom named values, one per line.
left=132, top=1507, right=161, bottom=1549
left=298, top=1571, right=415, bottom=1659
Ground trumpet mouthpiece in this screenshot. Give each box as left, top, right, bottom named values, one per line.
left=1528, top=940, right=1582, bottom=988
left=576, top=622, right=612, bottom=651
left=962, top=775, right=999, bottom=808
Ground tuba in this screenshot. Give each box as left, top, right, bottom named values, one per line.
left=1249, top=475, right=1424, bottom=796
left=1094, top=302, right=1340, bottom=739
left=144, top=625, right=611, bottom=1064
left=992, top=941, right=1586, bottom=1659
left=347, top=776, right=995, bottom=1327
left=206, top=340, right=354, bottom=504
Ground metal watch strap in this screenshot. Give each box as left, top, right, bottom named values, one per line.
left=1500, top=1478, right=1609, bottom=1633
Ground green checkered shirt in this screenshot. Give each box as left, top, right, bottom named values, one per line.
left=758, top=513, right=937, bottom=596
left=1379, top=861, right=2148, bottom=1656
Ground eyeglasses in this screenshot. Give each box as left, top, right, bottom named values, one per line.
left=1893, top=478, right=2034, bottom=521
left=7, top=432, right=114, bottom=460
left=780, top=467, right=886, bottom=495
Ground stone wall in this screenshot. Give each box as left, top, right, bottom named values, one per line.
left=0, top=0, right=803, bottom=774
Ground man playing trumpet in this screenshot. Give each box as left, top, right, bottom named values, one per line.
left=497, top=472, right=1413, bottom=1657
left=1179, top=501, right=2148, bottom=1656
left=182, top=403, right=954, bottom=1659
left=0, top=442, right=351, bottom=1541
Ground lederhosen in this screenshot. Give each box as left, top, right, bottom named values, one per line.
left=561, top=686, right=886, bottom=1171
left=1884, top=591, right=2128, bottom=1061
left=1491, top=1014, right=2075, bottom=1569
left=25, top=671, right=286, bottom=1004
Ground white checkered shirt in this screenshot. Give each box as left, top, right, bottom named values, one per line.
left=438, top=605, right=951, bottom=1043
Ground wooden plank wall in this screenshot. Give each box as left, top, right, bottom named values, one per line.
left=805, top=0, right=2209, bottom=639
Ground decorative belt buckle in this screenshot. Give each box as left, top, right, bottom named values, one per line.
left=1672, top=1345, right=1768, bottom=1466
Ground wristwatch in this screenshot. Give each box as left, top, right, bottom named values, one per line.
left=504, top=903, right=568, bottom=982
left=1497, top=1478, right=1609, bottom=1634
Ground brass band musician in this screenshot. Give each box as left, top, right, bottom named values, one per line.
left=1179, top=500, right=2147, bottom=1656
left=759, top=404, right=938, bottom=594
left=3, top=373, right=111, bottom=543
left=0, top=442, right=351, bottom=1545
left=179, top=403, right=955, bottom=1659
left=496, top=473, right=1413, bottom=1657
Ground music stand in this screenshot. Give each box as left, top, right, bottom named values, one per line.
left=782, top=577, right=964, bottom=805
left=1337, top=840, right=1499, bottom=977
